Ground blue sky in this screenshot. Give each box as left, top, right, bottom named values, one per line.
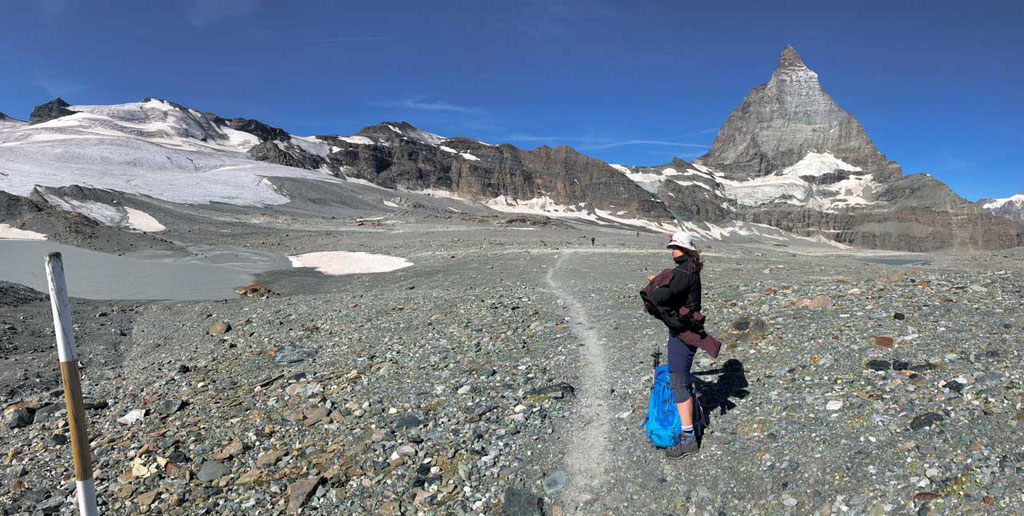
left=1, top=0, right=1020, bottom=200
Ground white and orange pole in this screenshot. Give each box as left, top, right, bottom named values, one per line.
left=44, top=252, right=99, bottom=516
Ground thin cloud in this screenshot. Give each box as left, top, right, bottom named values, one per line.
left=185, top=0, right=260, bottom=27
left=35, top=75, right=92, bottom=98
left=315, top=35, right=389, bottom=44
left=503, top=135, right=709, bottom=150
left=41, top=0, right=67, bottom=17
left=504, top=135, right=582, bottom=142
left=941, top=151, right=971, bottom=170
left=374, top=97, right=484, bottom=114
left=673, top=128, right=719, bottom=138
left=578, top=140, right=709, bottom=151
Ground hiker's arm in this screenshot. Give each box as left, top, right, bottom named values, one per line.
left=648, top=270, right=691, bottom=307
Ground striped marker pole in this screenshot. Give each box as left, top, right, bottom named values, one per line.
left=44, top=252, right=99, bottom=516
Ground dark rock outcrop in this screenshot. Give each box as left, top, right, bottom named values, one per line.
left=227, top=118, right=289, bottom=142
left=203, top=112, right=289, bottom=142
left=28, top=98, right=78, bottom=125
left=0, top=191, right=43, bottom=221
left=247, top=140, right=325, bottom=170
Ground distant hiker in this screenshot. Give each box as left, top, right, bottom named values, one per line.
left=643, top=231, right=706, bottom=459
left=591, top=236, right=595, bottom=246
left=636, top=231, right=640, bottom=238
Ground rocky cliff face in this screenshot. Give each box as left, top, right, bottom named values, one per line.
left=609, top=158, right=734, bottom=222
left=240, top=121, right=673, bottom=221
left=701, top=46, right=901, bottom=183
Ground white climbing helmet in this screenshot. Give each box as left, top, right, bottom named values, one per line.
left=666, top=230, right=696, bottom=251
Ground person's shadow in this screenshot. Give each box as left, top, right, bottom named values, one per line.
left=692, top=359, right=749, bottom=433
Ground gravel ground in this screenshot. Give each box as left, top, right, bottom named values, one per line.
left=2, top=217, right=1023, bottom=515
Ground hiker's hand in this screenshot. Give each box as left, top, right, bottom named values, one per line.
left=647, top=275, right=655, bottom=282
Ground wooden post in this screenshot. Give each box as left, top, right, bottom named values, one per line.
left=44, top=252, right=99, bottom=516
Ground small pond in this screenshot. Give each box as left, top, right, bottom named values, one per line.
left=0, top=241, right=290, bottom=300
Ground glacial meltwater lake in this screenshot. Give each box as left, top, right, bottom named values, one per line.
left=0, top=241, right=292, bottom=300
left=860, top=257, right=930, bottom=266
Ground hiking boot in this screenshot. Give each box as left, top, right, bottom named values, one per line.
left=665, top=434, right=698, bottom=460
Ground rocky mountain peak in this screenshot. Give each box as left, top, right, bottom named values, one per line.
left=979, top=190, right=1024, bottom=226
left=357, top=121, right=446, bottom=146
left=701, top=47, right=899, bottom=182
left=202, top=111, right=289, bottom=142
left=29, top=98, right=78, bottom=125
left=777, top=45, right=806, bottom=70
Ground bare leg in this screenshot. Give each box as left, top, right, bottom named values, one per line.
left=677, top=399, right=693, bottom=429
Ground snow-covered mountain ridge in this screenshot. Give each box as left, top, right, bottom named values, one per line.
left=1, top=47, right=1020, bottom=251
left=978, top=192, right=1024, bottom=226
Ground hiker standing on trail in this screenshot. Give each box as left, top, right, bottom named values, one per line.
left=591, top=236, right=595, bottom=246
left=646, top=231, right=703, bottom=459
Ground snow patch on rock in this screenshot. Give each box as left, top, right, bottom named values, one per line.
left=439, top=146, right=480, bottom=161
left=124, top=207, right=166, bottom=232
left=339, top=135, right=375, bottom=145
left=782, top=151, right=862, bottom=177
left=0, top=224, right=46, bottom=240
left=716, top=151, right=877, bottom=210
left=290, top=136, right=331, bottom=158
left=983, top=193, right=1024, bottom=210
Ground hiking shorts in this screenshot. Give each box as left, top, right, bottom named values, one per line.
left=667, top=335, right=697, bottom=403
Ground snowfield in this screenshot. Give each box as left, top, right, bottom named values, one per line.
left=289, top=251, right=413, bottom=275
left=983, top=193, right=1024, bottom=210
left=715, top=151, right=879, bottom=210
left=0, top=103, right=344, bottom=206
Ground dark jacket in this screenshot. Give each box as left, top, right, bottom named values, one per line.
left=640, top=255, right=720, bottom=362
left=648, top=255, right=701, bottom=314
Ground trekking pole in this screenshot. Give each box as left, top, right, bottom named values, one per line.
left=44, top=253, right=99, bottom=516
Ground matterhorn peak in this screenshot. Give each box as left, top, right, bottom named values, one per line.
left=778, top=45, right=807, bottom=70
left=701, top=45, right=897, bottom=181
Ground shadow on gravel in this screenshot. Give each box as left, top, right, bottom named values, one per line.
left=693, top=359, right=750, bottom=422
